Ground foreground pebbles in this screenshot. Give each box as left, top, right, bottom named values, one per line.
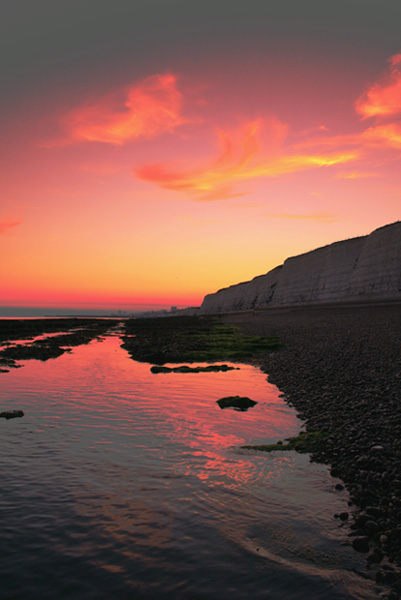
left=225, top=304, right=401, bottom=599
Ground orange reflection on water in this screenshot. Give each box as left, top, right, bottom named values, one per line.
left=1, top=335, right=301, bottom=490
left=104, top=339, right=300, bottom=488
left=0, top=334, right=306, bottom=580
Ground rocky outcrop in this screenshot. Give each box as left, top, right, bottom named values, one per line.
left=0, top=410, right=24, bottom=420
left=200, top=221, right=401, bottom=314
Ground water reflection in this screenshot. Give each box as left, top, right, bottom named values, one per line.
left=0, top=335, right=379, bottom=600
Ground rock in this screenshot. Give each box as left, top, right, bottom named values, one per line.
left=367, top=548, right=384, bottom=563
left=352, top=536, right=370, bottom=552
left=354, top=514, right=372, bottom=529
left=150, top=366, right=172, bottom=373
left=376, top=570, right=386, bottom=584
left=364, top=520, right=381, bottom=536
left=0, top=410, right=24, bottom=420
left=385, top=571, right=398, bottom=585
left=217, top=396, right=257, bottom=411
left=367, top=507, right=386, bottom=520
left=150, top=364, right=237, bottom=374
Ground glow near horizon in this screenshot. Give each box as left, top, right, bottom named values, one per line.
left=1, top=16, right=400, bottom=311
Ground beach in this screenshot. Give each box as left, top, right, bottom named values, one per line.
left=2, top=308, right=401, bottom=598
left=1, top=317, right=382, bottom=600
left=223, top=303, right=401, bottom=595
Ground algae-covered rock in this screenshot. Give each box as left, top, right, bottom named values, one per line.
left=0, top=410, right=24, bottom=420
left=217, top=396, right=257, bottom=411
left=150, top=366, right=171, bottom=373
left=122, top=315, right=281, bottom=365
left=150, top=364, right=238, bottom=374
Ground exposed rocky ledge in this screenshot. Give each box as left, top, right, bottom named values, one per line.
left=200, top=221, right=401, bottom=314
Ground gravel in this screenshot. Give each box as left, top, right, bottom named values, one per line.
left=224, top=303, right=401, bottom=598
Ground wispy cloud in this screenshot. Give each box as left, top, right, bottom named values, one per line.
left=46, top=55, right=401, bottom=201
left=335, top=170, right=381, bottom=180
left=355, top=53, right=401, bottom=119
left=294, top=122, right=401, bottom=151
left=135, top=120, right=357, bottom=200
left=362, top=123, right=401, bottom=148
left=0, top=220, right=21, bottom=234
left=61, top=74, right=191, bottom=145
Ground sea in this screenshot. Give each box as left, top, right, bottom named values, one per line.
left=0, top=326, right=379, bottom=599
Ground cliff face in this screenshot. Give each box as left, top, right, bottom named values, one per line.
left=199, top=222, right=401, bottom=314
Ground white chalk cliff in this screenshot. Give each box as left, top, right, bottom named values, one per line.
left=199, top=222, right=401, bottom=314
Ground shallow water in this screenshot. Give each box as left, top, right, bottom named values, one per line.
left=0, top=334, right=379, bottom=599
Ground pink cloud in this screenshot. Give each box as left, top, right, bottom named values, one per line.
left=0, top=220, right=21, bottom=234
left=355, top=53, right=401, bottom=119
left=135, top=119, right=356, bottom=200
left=62, top=74, right=191, bottom=145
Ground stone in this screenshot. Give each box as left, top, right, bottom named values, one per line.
left=367, top=548, right=384, bottom=563
left=364, top=520, right=380, bottom=536
left=367, top=507, right=386, bottom=520
left=217, top=396, right=257, bottom=411
left=0, top=410, right=24, bottom=420
left=385, top=571, right=398, bottom=585
left=354, top=514, right=371, bottom=529
left=150, top=364, right=237, bottom=374
left=352, top=536, right=370, bottom=552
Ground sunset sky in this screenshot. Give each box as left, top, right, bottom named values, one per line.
left=1, top=0, right=400, bottom=314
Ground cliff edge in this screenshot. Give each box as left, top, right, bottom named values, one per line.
left=199, top=221, right=401, bottom=314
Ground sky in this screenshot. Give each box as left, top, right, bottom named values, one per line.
left=1, top=0, right=401, bottom=314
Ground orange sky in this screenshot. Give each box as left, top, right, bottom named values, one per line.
left=1, top=2, right=400, bottom=313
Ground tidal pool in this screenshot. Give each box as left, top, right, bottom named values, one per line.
left=0, top=334, right=379, bottom=599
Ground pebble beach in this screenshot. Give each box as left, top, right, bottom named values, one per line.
left=224, top=303, right=401, bottom=598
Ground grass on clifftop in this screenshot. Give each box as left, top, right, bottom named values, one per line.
left=122, top=315, right=281, bottom=365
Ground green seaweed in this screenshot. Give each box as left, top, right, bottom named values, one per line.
left=122, top=315, right=282, bottom=365
left=242, top=431, right=330, bottom=453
